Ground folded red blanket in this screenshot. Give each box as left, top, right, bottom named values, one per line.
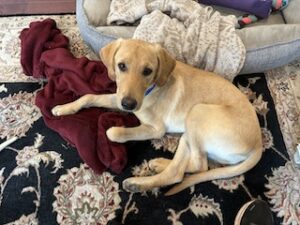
left=20, top=19, right=139, bottom=173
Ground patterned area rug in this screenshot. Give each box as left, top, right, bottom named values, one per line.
left=266, top=63, right=300, bottom=158
left=0, top=15, right=299, bottom=225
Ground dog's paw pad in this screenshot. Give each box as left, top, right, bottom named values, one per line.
left=122, top=179, right=142, bottom=193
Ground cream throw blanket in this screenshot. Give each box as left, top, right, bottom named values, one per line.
left=107, top=0, right=246, bottom=81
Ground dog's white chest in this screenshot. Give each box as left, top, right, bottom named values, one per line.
left=165, top=116, right=185, bottom=133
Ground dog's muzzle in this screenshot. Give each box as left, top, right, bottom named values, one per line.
left=121, top=97, right=137, bottom=111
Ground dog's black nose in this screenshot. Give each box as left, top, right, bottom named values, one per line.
left=121, top=97, right=137, bottom=110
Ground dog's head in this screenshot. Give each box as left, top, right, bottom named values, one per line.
left=100, top=39, right=176, bottom=112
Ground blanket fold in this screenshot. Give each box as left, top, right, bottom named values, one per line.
left=20, top=18, right=140, bottom=174
left=108, top=0, right=246, bottom=81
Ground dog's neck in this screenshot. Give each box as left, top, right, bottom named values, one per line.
left=138, top=75, right=176, bottom=112
left=144, top=83, right=156, bottom=96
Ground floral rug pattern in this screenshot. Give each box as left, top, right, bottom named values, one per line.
left=0, top=15, right=299, bottom=225
left=266, top=61, right=300, bottom=158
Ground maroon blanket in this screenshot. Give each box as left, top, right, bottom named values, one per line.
left=20, top=19, right=139, bottom=173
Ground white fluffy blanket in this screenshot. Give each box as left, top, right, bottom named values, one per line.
left=107, top=0, right=246, bottom=81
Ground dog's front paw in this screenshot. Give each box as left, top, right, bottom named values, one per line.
left=106, top=127, right=126, bottom=143
left=51, top=105, right=78, bottom=116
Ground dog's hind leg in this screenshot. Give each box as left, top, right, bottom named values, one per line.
left=123, top=134, right=191, bottom=192
left=184, top=122, right=209, bottom=173
left=149, top=122, right=209, bottom=174
left=149, top=148, right=207, bottom=174
left=149, top=158, right=171, bottom=173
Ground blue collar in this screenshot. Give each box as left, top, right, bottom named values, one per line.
left=144, top=84, right=156, bottom=96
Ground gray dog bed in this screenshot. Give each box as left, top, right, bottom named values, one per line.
left=76, top=0, right=300, bottom=74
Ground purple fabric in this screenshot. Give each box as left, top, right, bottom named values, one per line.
left=199, top=0, right=272, bottom=18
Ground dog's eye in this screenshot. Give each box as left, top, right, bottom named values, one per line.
left=142, top=67, right=152, bottom=76
left=118, top=63, right=127, bottom=72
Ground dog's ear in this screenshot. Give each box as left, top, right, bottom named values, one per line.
left=154, top=44, right=176, bottom=87
left=99, top=39, right=122, bottom=81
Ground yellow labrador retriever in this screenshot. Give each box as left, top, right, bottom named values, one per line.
left=52, top=39, right=262, bottom=195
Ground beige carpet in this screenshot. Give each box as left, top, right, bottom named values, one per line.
left=0, top=15, right=97, bottom=83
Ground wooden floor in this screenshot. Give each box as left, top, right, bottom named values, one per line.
left=0, top=0, right=76, bottom=15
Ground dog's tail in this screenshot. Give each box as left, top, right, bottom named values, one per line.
left=165, top=142, right=262, bottom=196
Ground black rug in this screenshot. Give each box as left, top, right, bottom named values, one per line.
left=0, top=73, right=289, bottom=225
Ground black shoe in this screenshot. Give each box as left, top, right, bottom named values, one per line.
left=234, top=199, right=274, bottom=225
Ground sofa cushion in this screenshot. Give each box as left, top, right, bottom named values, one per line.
left=83, top=0, right=110, bottom=26
left=237, top=24, right=300, bottom=74
left=282, top=0, right=300, bottom=24
left=96, top=26, right=136, bottom=39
